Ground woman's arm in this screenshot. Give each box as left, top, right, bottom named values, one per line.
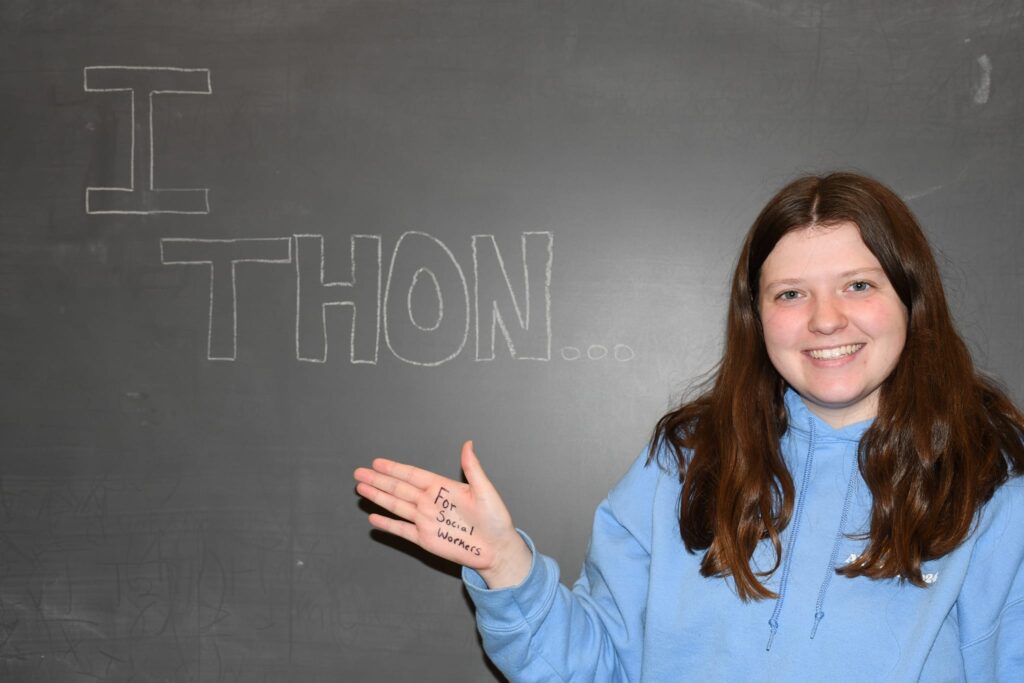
left=355, top=443, right=660, bottom=682
left=463, top=451, right=658, bottom=682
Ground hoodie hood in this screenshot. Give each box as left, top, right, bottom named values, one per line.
left=782, top=387, right=874, bottom=445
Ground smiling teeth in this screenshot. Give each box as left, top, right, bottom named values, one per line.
left=808, top=344, right=863, bottom=360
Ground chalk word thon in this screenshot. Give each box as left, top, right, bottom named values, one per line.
left=161, top=232, right=554, bottom=365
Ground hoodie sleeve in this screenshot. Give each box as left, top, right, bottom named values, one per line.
left=957, top=478, right=1024, bottom=681
left=462, top=451, right=662, bottom=683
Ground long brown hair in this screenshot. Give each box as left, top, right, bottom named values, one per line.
left=651, top=171, right=1024, bottom=601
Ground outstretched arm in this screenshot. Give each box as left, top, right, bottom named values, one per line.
left=358, top=444, right=661, bottom=682
left=464, top=449, right=658, bottom=682
left=353, top=440, right=533, bottom=589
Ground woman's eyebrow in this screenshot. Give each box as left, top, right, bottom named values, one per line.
left=838, top=267, right=886, bottom=278
left=762, top=267, right=886, bottom=290
left=762, top=278, right=804, bottom=289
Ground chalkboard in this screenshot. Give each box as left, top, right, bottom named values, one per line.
left=3, top=1, right=1024, bottom=681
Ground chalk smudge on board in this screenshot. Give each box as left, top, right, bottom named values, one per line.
left=973, top=54, right=991, bottom=104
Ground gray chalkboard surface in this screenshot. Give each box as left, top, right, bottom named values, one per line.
left=3, top=1, right=1024, bottom=681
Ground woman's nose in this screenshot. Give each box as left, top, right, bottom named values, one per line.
left=808, top=295, right=848, bottom=334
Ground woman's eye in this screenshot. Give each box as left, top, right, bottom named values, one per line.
left=776, top=290, right=800, bottom=301
left=848, top=281, right=872, bottom=292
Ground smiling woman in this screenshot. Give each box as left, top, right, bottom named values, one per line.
left=355, top=172, right=1024, bottom=682
left=758, top=222, right=908, bottom=427
left=654, top=172, right=1024, bottom=603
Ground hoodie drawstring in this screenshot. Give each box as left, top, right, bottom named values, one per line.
left=766, top=420, right=816, bottom=651
left=810, top=455, right=858, bottom=639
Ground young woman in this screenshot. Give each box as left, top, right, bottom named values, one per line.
left=354, top=172, right=1024, bottom=681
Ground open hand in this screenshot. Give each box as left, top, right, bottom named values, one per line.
left=353, top=441, right=532, bottom=588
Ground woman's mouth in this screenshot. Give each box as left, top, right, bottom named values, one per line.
left=806, top=343, right=864, bottom=361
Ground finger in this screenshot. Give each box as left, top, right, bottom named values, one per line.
left=372, top=458, right=438, bottom=490
left=367, top=513, right=420, bottom=546
left=460, top=440, right=494, bottom=492
left=356, top=482, right=420, bottom=522
left=353, top=466, right=380, bottom=485
left=354, top=468, right=425, bottom=503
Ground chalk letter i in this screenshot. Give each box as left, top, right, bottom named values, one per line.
left=84, top=66, right=211, bottom=214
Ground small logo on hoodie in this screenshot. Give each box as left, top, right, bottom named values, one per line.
left=844, top=554, right=938, bottom=584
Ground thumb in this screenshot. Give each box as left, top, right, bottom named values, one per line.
left=461, top=440, right=494, bottom=492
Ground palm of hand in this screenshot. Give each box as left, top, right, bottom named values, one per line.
left=353, top=441, right=517, bottom=574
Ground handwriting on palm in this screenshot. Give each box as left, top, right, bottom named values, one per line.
left=354, top=441, right=515, bottom=573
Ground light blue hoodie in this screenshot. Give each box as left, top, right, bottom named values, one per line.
left=464, top=390, right=1024, bottom=681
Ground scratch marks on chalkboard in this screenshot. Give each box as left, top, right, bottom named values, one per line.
left=973, top=54, right=992, bottom=104
left=903, top=162, right=973, bottom=202
left=96, top=648, right=128, bottom=678
left=0, top=466, right=344, bottom=680
left=0, top=531, right=40, bottom=569
left=83, top=66, right=212, bottom=214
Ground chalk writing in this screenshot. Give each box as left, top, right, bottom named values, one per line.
left=164, top=231, right=557, bottom=365
left=295, top=233, right=381, bottom=364
left=160, top=238, right=293, bottom=360
left=560, top=344, right=635, bottom=361
left=80, top=66, right=629, bottom=369
left=383, top=231, right=470, bottom=366
left=84, top=66, right=211, bottom=214
left=473, top=232, right=553, bottom=361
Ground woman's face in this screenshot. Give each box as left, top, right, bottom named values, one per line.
left=758, top=222, right=908, bottom=428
